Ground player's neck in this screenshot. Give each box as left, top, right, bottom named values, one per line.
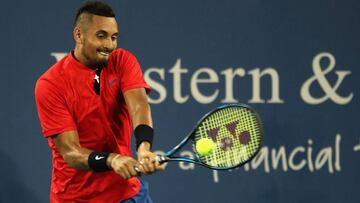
left=73, top=47, right=95, bottom=70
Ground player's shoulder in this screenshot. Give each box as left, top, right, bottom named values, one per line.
left=36, top=54, right=71, bottom=92
left=110, top=48, right=138, bottom=62
left=38, top=53, right=71, bottom=79
left=111, top=48, right=134, bottom=56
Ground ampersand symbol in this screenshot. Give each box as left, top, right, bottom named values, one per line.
left=354, top=144, right=360, bottom=152
left=301, top=52, right=353, bottom=105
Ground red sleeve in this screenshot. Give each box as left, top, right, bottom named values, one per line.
left=35, top=79, right=77, bottom=138
left=117, top=50, right=151, bottom=94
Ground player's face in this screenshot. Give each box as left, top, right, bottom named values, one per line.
left=80, top=15, right=118, bottom=68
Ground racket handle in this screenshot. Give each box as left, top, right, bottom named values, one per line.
left=156, top=155, right=168, bottom=164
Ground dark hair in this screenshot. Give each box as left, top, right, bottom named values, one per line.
left=74, top=1, right=115, bottom=26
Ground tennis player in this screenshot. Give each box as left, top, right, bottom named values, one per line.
left=35, top=1, right=164, bottom=202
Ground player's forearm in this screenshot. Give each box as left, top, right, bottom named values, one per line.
left=132, top=103, right=155, bottom=152
left=124, top=88, right=154, bottom=152
left=130, top=101, right=153, bottom=127
left=61, top=147, right=92, bottom=170
left=124, top=88, right=153, bottom=127
left=65, top=149, right=128, bottom=173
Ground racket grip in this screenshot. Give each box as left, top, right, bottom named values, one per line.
left=156, top=155, right=168, bottom=164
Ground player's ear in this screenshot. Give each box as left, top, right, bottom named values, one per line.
left=73, top=27, right=83, bottom=44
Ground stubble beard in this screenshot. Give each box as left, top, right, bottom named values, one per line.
left=82, top=41, right=109, bottom=69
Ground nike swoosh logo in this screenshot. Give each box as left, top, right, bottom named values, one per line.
left=108, top=79, right=118, bottom=86
left=95, top=155, right=105, bottom=160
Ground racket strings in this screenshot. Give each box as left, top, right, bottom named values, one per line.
left=194, top=107, right=262, bottom=168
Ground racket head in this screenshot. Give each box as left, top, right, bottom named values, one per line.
left=190, top=104, right=263, bottom=170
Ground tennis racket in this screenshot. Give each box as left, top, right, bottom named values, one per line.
left=158, top=104, right=263, bottom=170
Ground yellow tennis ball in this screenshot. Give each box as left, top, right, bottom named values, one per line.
left=196, top=138, right=215, bottom=156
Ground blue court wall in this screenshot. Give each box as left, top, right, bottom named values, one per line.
left=0, top=0, right=359, bottom=202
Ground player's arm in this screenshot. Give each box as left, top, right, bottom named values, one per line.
left=124, top=88, right=153, bottom=146
left=52, top=131, right=91, bottom=170
left=52, top=130, right=140, bottom=179
left=124, top=88, right=165, bottom=173
left=36, top=79, right=141, bottom=179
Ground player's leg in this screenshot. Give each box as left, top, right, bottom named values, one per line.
left=121, top=179, right=153, bottom=203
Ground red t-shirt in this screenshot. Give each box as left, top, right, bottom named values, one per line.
left=35, top=48, right=150, bottom=203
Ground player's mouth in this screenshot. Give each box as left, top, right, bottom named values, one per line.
left=97, top=48, right=113, bottom=57
left=98, top=51, right=110, bottom=57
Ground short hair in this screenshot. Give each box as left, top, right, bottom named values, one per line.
left=74, top=1, right=115, bottom=27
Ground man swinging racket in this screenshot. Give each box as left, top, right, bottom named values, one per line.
left=35, top=1, right=165, bottom=202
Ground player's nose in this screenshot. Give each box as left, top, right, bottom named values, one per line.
left=102, top=38, right=116, bottom=50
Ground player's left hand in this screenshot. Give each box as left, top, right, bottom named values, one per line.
left=137, top=142, right=166, bottom=174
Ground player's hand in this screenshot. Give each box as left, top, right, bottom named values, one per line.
left=107, top=154, right=141, bottom=179
left=137, top=142, right=166, bottom=174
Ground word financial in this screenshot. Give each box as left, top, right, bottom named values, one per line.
left=155, top=134, right=341, bottom=175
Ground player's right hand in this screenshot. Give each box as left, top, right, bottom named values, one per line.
left=108, top=154, right=141, bottom=180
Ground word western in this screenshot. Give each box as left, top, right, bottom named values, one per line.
left=50, top=52, right=353, bottom=105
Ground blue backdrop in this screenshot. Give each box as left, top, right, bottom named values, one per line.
left=0, top=0, right=359, bottom=202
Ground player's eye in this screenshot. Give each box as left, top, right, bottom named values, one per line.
left=97, top=34, right=105, bottom=39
